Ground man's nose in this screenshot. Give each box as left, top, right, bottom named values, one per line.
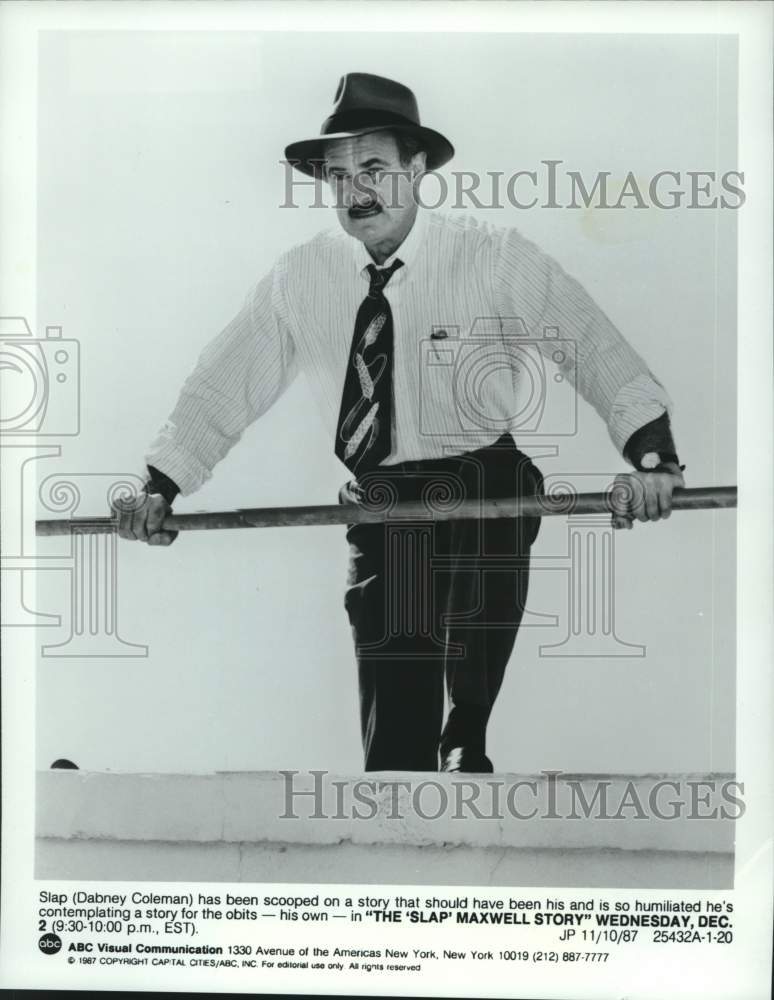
left=351, top=173, right=378, bottom=205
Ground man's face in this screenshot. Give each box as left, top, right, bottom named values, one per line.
left=323, top=132, right=424, bottom=251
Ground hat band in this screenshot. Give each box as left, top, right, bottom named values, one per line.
left=321, top=108, right=418, bottom=136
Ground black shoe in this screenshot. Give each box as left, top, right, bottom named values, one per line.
left=440, top=748, right=494, bottom=773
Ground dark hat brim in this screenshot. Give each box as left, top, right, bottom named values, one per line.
left=284, top=124, right=454, bottom=177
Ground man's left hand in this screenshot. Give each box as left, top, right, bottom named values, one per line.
left=610, top=464, right=685, bottom=530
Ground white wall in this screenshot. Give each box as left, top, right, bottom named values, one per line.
left=35, top=770, right=735, bottom=888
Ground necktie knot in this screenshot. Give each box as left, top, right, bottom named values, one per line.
left=366, top=259, right=403, bottom=297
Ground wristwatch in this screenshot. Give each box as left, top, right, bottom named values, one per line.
left=640, top=452, right=685, bottom=472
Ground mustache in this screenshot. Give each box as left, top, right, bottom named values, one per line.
left=348, top=199, right=382, bottom=219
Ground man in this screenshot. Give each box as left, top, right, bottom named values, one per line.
left=115, top=73, right=684, bottom=773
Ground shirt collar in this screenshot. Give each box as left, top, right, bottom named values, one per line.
left=351, top=208, right=428, bottom=281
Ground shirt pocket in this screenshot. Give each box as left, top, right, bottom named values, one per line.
left=418, top=321, right=518, bottom=438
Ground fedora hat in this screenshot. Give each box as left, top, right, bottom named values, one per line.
left=284, top=72, right=454, bottom=177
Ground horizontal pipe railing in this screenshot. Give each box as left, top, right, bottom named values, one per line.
left=35, top=485, right=737, bottom=536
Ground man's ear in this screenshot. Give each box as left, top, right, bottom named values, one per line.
left=411, top=151, right=428, bottom=178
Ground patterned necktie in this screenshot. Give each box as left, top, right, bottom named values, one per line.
left=335, top=259, right=404, bottom=474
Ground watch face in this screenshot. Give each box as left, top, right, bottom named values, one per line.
left=641, top=452, right=660, bottom=470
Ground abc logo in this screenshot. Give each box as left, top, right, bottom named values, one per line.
left=38, top=932, right=62, bottom=956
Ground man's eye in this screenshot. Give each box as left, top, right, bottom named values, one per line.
left=368, top=169, right=384, bottom=182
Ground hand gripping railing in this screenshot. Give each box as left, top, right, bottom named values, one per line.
left=36, top=486, right=737, bottom=536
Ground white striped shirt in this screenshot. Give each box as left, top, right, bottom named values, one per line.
left=146, top=210, right=671, bottom=495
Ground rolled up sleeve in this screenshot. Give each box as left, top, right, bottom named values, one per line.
left=145, top=261, right=297, bottom=496
left=495, top=228, right=671, bottom=457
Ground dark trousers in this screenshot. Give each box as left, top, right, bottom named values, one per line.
left=340, top=434, right=543, bottom=771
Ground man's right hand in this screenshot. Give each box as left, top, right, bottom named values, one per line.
left=112, top=491, right=178, bottom=546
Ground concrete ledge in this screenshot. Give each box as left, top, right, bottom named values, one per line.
left=35, top=770, right=736, bottom=888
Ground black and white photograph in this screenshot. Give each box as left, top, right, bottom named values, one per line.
left=1, top=2, right=772, bottom=997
